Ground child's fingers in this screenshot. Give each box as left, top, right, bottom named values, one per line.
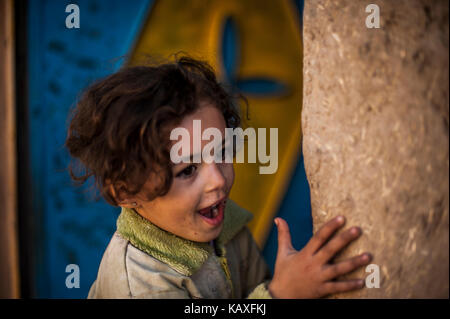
left=319, top=279, right=365, bottom=296
left=275, top=217, right=295, bottom=256
left=314, top=226, right=362, bottom=264
left=305, top=216, right=346, bottom=255
left=321, top=253, right=372, bottom=281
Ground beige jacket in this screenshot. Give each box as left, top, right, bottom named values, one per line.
left=88, top=200, right=273, bottom=299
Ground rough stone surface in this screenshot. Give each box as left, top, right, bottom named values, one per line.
left=302, top=0, right=449, bottom=298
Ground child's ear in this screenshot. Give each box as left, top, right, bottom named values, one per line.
left=119, top=201, right=139, bottom=208
left=107, top=183, right=139, bottom=208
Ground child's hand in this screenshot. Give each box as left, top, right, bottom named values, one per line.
left=268, top=216, right=372, bottom=299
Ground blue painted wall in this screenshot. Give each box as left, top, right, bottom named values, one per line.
left=27, top=0, right=153, bottom=298
left=262, top=154, right=312, bottom=274
left=262, top=0, right=312, bottom=274
left=26, top=0, right=309, bottom=298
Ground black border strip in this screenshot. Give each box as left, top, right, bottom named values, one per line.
left=15, top=0, right=34, bottom=299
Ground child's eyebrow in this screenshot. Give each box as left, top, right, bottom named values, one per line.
left=177, top=137, right=226, bottom=164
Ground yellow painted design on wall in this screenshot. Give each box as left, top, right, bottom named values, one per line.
left=129, top=0, right=302, bottom=248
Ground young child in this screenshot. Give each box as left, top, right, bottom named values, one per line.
left=65, top=55, right=372, bottom=299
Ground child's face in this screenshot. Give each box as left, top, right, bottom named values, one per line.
left=132, top=101, right=235, bottom=242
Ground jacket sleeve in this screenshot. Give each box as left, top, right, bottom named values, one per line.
left=246, top=281, right=273, bottom=299
left=237, top=227, right=274, bottom=299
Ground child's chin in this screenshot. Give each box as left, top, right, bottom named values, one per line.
left=193, top=225, right=224, bottom=243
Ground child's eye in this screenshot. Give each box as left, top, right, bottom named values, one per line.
left=176, top=164, right=198, bottom=178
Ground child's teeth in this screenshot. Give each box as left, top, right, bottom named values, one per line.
left=198, top=201, right=223, bottom=219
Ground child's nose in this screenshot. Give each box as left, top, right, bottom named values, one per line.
left=203, top=162, right=226, bottom=193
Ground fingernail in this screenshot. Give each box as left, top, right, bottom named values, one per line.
left=274, top=218, right=279, bottom=226
left=336, top=216, right=345, bottom=223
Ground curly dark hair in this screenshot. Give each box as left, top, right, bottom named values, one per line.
left=65, top=55, right=244, bottom=206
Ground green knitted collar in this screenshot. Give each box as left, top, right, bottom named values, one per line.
left=116, top=199, right=253, bottom=276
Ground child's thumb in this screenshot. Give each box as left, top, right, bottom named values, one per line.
left=274, top=217, right=294, bottom=256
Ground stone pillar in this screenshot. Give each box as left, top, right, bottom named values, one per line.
left=0, top=0, right=20, bottom=298
left=302, top=0, right=448, bottom=298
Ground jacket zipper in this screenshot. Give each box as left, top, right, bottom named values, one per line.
left=214, top=241, right=234, bottom=298
left=218, top=256, right=234, bottom=298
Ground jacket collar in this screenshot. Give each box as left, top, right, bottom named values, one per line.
left=116, top=199, right=253, bottom=276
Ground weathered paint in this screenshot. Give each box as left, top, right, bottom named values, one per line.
left=128, top=0, right=305, bottom=248
left=27, top=0, right=153, bottom=298
left=26, top=0, right=311, bottom=298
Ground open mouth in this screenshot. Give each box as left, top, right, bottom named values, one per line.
left=197, top=198, right=227, bottom=226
